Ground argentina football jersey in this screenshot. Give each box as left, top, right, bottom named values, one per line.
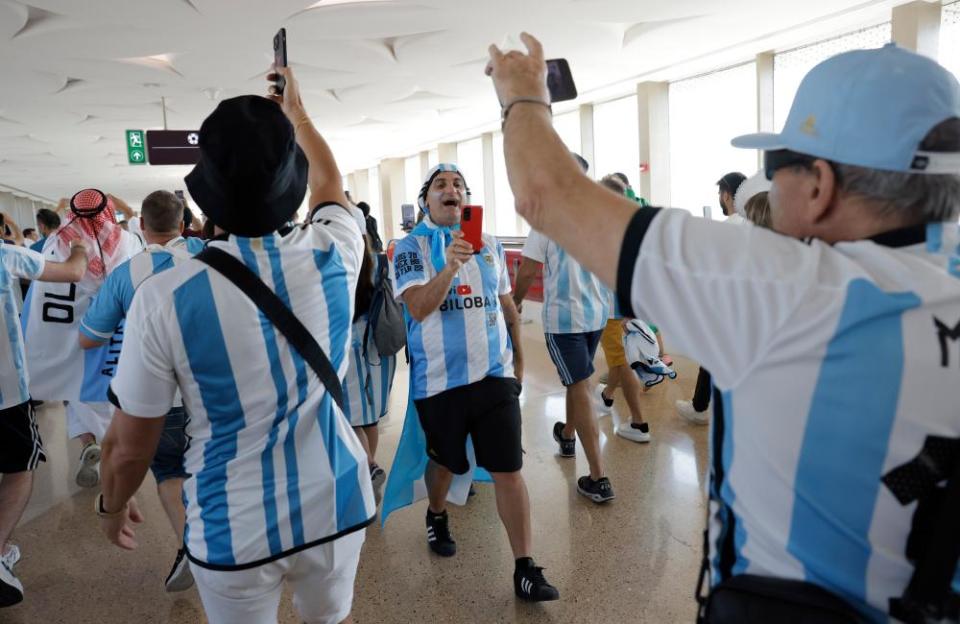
left=0, top=242, right=45, bottom=409
left=110, top=205, right=375, bottom=569
left=391, top=221, right=514, bottom=400
left=522, top=229, right=609, bottom=334
left=618, top=208, right=960, bottom=620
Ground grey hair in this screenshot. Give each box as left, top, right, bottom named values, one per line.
left=832, top=118, right=960, bottom=223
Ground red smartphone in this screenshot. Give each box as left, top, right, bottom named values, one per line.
left=460, top=205, right=484, bottom=253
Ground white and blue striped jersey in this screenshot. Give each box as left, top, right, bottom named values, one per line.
left=391, top=224, right=514, bottom=400
left=80, top=236, right=205, bottom=342
left=109, top=204, right=376, bottom=569
left=22, top=229, right=142, bottom=402
left=618, top=207, right=960, bottom=621
left=342, top=315, right=397, bottom=428
left=0, top=242, right=45, bottom=409
left=523, top=229, right=609, bottom=334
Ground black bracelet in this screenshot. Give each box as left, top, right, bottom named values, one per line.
left=501, top=98, right=552, bottom=128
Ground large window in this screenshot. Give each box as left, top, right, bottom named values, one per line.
left=774, top=23, right=891, bottom=131
left=940, top=2, right=960, bottom=82
left=669, top=63, right=758, bottom=216
left=404, top=155, right=422, bottom=204
left=552, top=111, right=581, bottom=156
left=593, top=95, right=639, bottom=183
left=492, top=131, right=520, bottom=237
left=456, top=138, right=485, bottom=209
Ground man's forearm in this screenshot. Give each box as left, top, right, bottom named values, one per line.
left=503, top=105, right=637, bottom=288
left=100, top=432, right=152, bottom=512
left=404, top=265, right=458, bottom=322
left=501, top=296, right=523, bottom=363
left=512, top=260, right=539, bottom=306
left=292, top=109, right=348, bottom=208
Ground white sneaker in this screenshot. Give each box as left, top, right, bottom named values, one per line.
left=75, top=442, right=101, bottom=488
left=0, top=561, right=23, bottom=607
left=0, top=545, right=20, bottom=570
left=595, top=385, right=613, bottom=414
left=616, top=423, right=651, bottom=443
left=676, top=400, right=710, bottom=425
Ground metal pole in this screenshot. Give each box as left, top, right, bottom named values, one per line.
left=161, top=96, right=168, bottom=130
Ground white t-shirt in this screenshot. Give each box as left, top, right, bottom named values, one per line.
left=522, top=229, right=609, bottom=334
left=110, top=203, right=375, bottom=569
left=391, top=222, right=514, bottom=400
left=617, top=207, right=960, bottom=619
left=0, top=242, right=44, bottom=409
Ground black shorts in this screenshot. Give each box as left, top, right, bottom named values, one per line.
left=414, top=376, right=523, bottom=475
left=0, top=401, right=46, bottom=473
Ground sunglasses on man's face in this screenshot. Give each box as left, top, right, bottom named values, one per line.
left=764, top=150, right=817, bottom=181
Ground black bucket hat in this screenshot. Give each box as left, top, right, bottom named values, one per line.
left=185, top=95, right=307, bottom=237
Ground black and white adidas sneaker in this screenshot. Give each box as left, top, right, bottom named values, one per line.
left=514, top=558, right=560, bottom=602
left=425, top=509, right=456, bottom=557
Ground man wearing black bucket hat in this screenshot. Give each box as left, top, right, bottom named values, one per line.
left=97, top=67, right=375, bottom=624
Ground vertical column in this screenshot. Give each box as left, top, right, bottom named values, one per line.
left=756, top=52, right=775, bottom=169
left=345, top=173, right=357, bottom=198
left=438, top=142, right=458, bottom=164
left=579, top=104, right=595, bottom=179
left=419, top=150, right=430, bottom=178
left=354, top=169, right=370, bottom=203
left=481, top=132, right=497, bottom=233
left=892, top=1, right=942, bottom=58
left=636, top=81, right=671, bottom=206
left=379, top=158, right=405, bottom=241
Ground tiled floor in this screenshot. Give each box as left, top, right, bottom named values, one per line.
left=2, top=311, right=709, bottom=623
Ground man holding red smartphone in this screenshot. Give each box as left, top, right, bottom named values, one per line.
left=390, top=164, right=559, bottom=602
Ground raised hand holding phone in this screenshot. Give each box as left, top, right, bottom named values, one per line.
left=272, top=28, right=287, bottom=94
left=445, top=231, right=474, bottom=272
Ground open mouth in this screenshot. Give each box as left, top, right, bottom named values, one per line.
left=443, top=199, right=460, bottom=207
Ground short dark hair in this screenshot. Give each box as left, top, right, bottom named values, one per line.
left=142, top=190, right=184, bottom=233
left=23, top=228, right=36, bottom=237
left=572, top=153, right=589, bottom=173
left=717, top=172, right=747, bottom=196
left=612, top=172, right=630, bottom=187
left=356, top=201, right=370, bottom=217
left=35, top=208, right=60, bottom=230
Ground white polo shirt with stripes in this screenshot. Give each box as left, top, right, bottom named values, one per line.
left=616, top=207, right=960, bottom=620
left=110, top=203, right=376, bottom=570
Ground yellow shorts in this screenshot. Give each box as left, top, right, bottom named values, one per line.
left=600, top=319, right=626, bottom=368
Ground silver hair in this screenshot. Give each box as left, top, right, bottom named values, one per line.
left=832, top=118, right=960, bottom=223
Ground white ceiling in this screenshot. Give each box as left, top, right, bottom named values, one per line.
left=0, top=0, right=898, bottom=206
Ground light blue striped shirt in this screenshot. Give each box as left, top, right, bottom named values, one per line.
left=0, top=242, right=45, bottom=409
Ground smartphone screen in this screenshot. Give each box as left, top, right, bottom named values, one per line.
left=460, top=205, right=484, bottom=253
left=546, top=59, right=577, bottom=103
left=401, top=203, right=415, bottom=229
left=273, top=28, right=287, bottom=94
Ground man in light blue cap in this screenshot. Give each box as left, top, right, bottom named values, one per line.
left=488, top=33, right=960, bottom=621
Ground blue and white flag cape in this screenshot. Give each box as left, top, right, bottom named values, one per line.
left=380, top=381, right=493, bottom=525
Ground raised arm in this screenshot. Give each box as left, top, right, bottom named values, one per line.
left=108, top=194, right=136, bottom=221
left=486, top=33, right=637, bottom=288
left=1, top=212, right=23, bottom=246
left=269, top=66, right=349, bottom=211
left=38, top=241, right=88, bottom=282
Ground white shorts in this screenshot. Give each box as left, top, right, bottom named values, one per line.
left=65, top=401, right=113, bottom=440
left=190, top=530, right=365, bottom=624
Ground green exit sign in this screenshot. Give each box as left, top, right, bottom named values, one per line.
left=126, top=130, right=146, bottom=165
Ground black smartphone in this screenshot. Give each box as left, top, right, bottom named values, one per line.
left=273, top=28, right=288, bottom=94
left=546, top=58, right=577, bottom=103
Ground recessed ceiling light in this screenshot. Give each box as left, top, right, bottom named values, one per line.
left=305, top=0, right=389, bottom=8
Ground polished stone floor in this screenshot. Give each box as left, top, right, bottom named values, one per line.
left=1, top=309, right=709, bottom=624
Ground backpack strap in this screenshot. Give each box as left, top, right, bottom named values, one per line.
left=195, top=247, right=346, bottom=413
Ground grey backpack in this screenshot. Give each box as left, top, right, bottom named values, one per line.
left=364, top=253, right=406, bottom=359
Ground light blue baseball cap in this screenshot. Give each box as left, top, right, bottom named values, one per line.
left=732, top=43, right=960, bottom=174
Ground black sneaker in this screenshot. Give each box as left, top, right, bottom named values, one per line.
left=425, top=510, right=456, bottom=557
left=514, top=559, right=560, bottom=602
left=577, top=476, right=615, bottom=504
left=164, top=547, right=194, bottom=592
left=0, top=561, right=23, bottom=607
left=552, top=422, right=575, bottom=458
